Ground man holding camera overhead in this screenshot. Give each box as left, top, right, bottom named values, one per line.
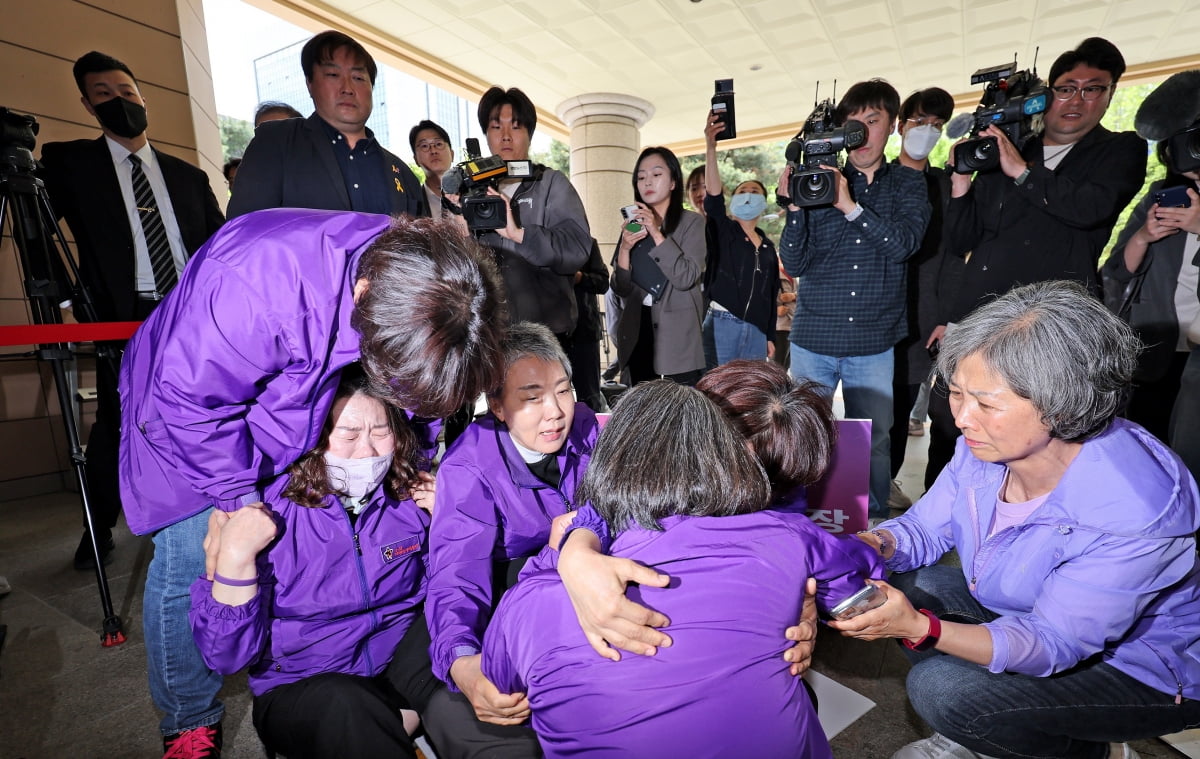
left=925, top=37, right=1147, bottom=483
left=472, top=86, right=593, bottom=341
left=778, top=79, right=931, bottom=521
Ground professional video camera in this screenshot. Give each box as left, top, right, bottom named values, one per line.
left=441, top=138, right=533, bottom=232
left=781, top=98, right=866, bottom=208
left=952, top=60, right=1048, bottom=174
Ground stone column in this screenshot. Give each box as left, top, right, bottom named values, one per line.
left=555, top=93, right=655, bottom=375
left=555, top=93, right=656, bottom=255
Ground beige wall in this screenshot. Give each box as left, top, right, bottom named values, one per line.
left=0, top=0, right=223, bottom=499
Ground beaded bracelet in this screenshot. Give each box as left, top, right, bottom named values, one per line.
left=213, top=573, right=258, bottom=587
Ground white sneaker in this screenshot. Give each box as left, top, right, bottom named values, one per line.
left=1113, top=744, right=1141, bottom=759
left=891, top=733, right=1000, bottom=759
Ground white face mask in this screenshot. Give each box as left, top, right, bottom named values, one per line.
left=902, top=124, right=941, bottom=161
left=324, top=451, right=392, bottom=500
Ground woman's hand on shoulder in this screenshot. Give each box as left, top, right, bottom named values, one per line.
left=411, top=470, right=436, bottom=514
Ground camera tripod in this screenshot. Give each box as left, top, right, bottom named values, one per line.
left=0, top=108, right=127, bottom=646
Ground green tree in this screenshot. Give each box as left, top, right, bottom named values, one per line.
left=219, top=114, right=253, bottom=162
left=531, top=139, right=570, bottom=174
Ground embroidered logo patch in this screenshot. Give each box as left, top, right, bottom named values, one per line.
left=381, top=534, right=421, bottom=563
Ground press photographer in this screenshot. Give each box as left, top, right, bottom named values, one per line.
left=777, top=79, right=930, bottom=520
left=471, top=86, right=593, bottom=339
left=926, top=37, right=1148, bottom=485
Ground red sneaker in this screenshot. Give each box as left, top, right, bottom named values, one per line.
left=162, top=723, right=222, bottom=758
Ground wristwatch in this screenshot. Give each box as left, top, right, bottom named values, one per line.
left=903, top=608, right=942, bottom=652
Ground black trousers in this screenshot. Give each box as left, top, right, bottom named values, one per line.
left=924, top=375, right=961, bottom=491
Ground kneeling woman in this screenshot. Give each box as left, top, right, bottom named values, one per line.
left=838, top=281, right=1200, bottom=759
left=425, top=321, right=598, bottom=753
left=189, top=365, right=435, bottom=759
left=483, top=380, right=879, bottom=759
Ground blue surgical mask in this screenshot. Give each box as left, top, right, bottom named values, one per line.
left=730, top=192, right=767, bottom=220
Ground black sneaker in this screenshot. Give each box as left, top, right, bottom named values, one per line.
left=73, top=530, right=115, bottom=571
left=162, top=723, right=222, bottom=759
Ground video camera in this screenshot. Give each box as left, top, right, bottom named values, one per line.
left=952, top=60, right=1048, bottom=174
left=781, top=98, right=865, bottom=208
left=441, top=138, right=533, bottom=232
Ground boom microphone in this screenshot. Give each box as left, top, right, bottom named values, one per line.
left=945, top=112, right=975, bottom=140
left=1135, top=70, right=1200, bottom=141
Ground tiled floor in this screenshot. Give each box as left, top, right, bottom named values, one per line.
left=0, top=422, right=1187, bottom=758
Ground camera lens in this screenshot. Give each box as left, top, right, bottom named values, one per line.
left=800, top=173, right=829, bottom=202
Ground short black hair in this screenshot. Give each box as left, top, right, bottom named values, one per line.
left=477, top=86, right=537, bottom=137
left=301, top=30, right=377, bottom=85
left=836, top=78, right=901, bottom=124
left=576, top=381, right=770, bottom=532
left=1049, top=37, right=1126, bottom=87
left=899, top=87, right=954, bottom=122
left=222, top=158, right=241, bottom=183
left=353, top=216, right=508, bottom=419
left=409, top=119, right=451, bottom=154
left=254, top=101, right=303, bottom=127
left=72, top=51, right=137, bottom=98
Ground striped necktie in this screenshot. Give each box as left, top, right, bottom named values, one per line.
left=128, top=154, right=178, bottom=294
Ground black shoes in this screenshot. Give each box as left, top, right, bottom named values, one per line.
left=73, top=530, right=115, bottom=571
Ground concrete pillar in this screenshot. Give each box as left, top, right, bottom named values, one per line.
left=555, top=93, right=655, bottom=256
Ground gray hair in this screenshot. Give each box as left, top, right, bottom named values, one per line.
left=487, top=321, right=572, bottom=398
left=575, top=380, right=771, bottom=532
left=936, top=280, right=1141, bottom=442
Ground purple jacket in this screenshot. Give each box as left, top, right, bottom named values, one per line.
left=882, top=418, right=1200, bottom=700
left=483, top=509, right=882, bottom=758
left=119, top=209, right=397, bottom=535
left=426, top=404, right=597, bottom=684
left=189, top=474, right=429, bottom=696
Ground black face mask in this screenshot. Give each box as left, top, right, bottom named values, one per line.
left=93, top=96, right=148, bottom=139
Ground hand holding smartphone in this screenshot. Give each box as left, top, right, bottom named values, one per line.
left=711, top=78, right=736, bottom=141
left=830, top=582, right=886, bottom=621
left=1153, top=185, right=1192, bottom=209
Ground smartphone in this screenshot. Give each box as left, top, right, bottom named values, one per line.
left=830, top=583, right=886, bottom=621
left=1153, top=185, right=1192, bottom=208
left=620, top=204, right=642, bottom=233
left=711, top=78, right=736, bottom=141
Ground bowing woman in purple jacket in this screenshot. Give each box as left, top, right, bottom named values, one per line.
left=189, top=366, right=437, bottom=759
left=425, top=321, right=599, bottom=757
left=482, top=380, right=879, bottom=758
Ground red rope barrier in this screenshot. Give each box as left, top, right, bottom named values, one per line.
left=0, top=322, right=141, bottom=347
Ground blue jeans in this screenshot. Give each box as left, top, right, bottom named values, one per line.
left=703, top=307, right=768, bottom=370
left=144, top=507, right=224, bottom=735
left=892, top=566, right=1200, bottom=758
left=789, top=345, right=893, bottom=517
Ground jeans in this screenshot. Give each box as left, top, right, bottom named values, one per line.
left=703, top=307, right=768, bottom=369
left=789, top=345, right=893, bottom=517
left=892, top=566, right=1200, bottom=758
left=145, top=507, right=224, bottom=735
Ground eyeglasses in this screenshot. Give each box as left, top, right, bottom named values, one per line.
left=1050, top=84, right=1113, bottom=101
left=904, top=116, right=945, bottom=130
left=415, top=140, right=447, bottom=152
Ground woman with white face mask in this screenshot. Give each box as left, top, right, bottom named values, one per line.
left=611, top=146, right=707, bottom=385
left=702, top=110, right=781, bottom=367
left=189, top=365, right=437, bottom=759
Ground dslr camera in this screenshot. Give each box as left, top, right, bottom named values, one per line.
left=441, top=138, right=533, bottom=232
left=781, top=98, right=866, bottom=208
left=953, top=60, right=1048, bottom=174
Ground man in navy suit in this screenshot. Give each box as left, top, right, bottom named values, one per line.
left=228, top=30, right=425, bottom=219
left=39, top=50, right=224, bottom=757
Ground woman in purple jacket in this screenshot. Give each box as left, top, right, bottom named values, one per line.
left=836, top=281, right=1200, bottom=759
left=425, top=321, right=599, bottom=757
left=189, top=366, right=435, bottom=759
left=482, top=380, right=879, bottom=758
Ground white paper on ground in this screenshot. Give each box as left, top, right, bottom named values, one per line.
left=1163, top=728, right=1200, bottom=758
left=805, top=669, right=877, bottom=739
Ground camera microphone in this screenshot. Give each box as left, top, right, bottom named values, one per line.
left=1135, top=70, right=1200, bottom=141
left=945, top=113, right=975, bottom=140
